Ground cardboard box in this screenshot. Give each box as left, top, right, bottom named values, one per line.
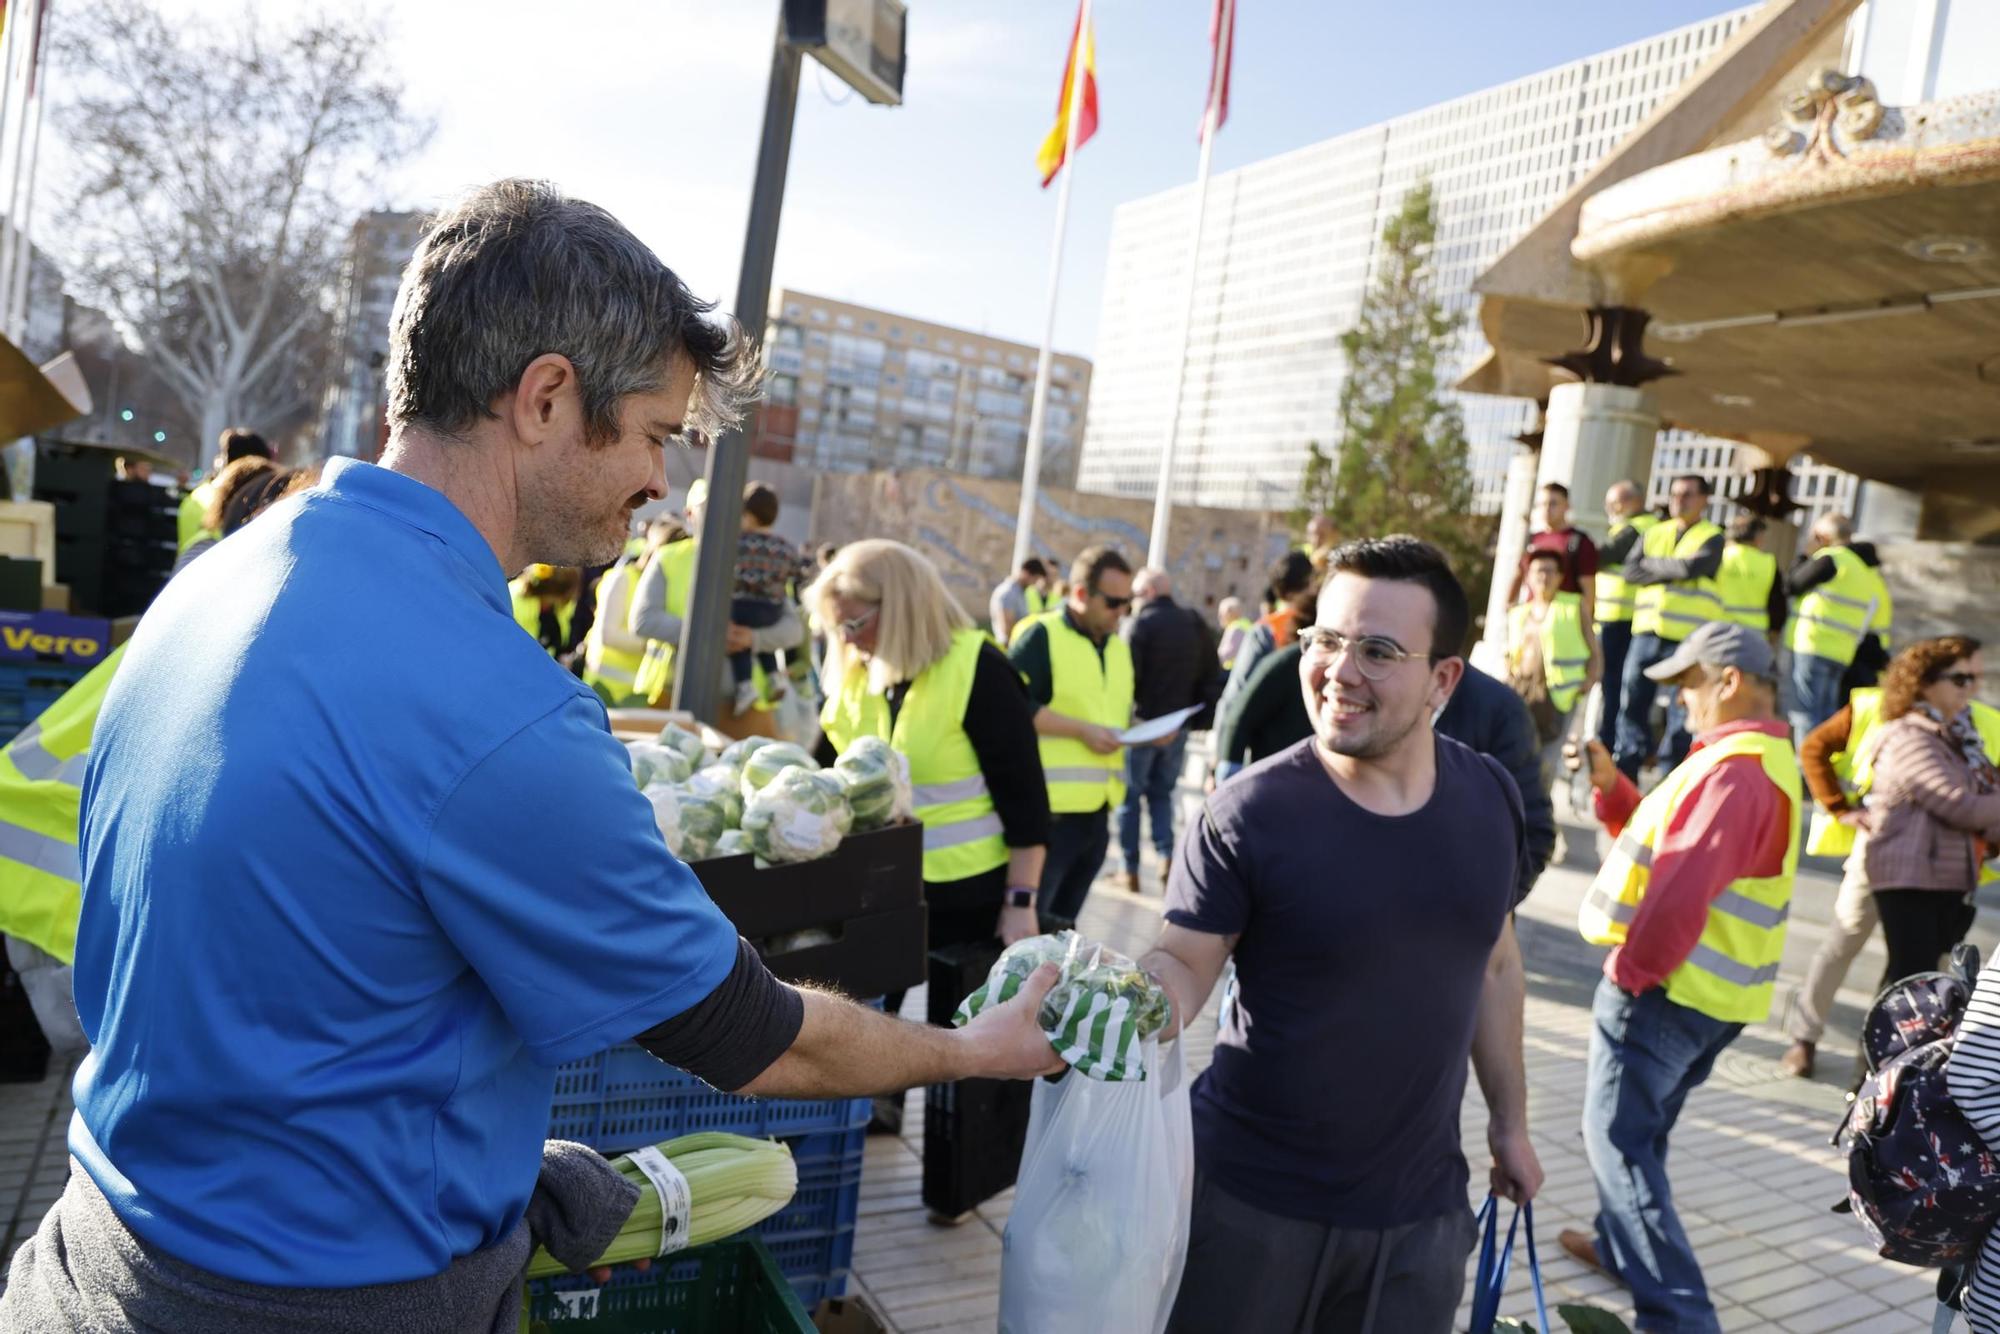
left=41, top=584, right=69, bottom=612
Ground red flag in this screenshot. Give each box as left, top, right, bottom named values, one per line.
left=1203, top=0, right=1235, bottom=141
left=1037, top=2, right=1099, bottom=187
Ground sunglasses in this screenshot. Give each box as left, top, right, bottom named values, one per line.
left=1094, top=590, right=1133, bottom=611
left=1942, top=671, right=1983, bottom=689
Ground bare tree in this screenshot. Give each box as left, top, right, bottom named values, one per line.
left=49, top=0, right=428, bottom=463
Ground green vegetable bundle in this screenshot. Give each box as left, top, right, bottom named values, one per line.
left=953, top=931, right=1173, bottom=1082
left=715, top=736, right=773, bottom=771
left=627, top=740, right=694, bottom=789
left=740, top=766, right=852, bottom=864
left=739, top=741, right=819, bottom=798
left=832, top=736, right=912, bottom=831
left=523, top=1133, right=797, bottom=1278
left=682, top=764, right=744, bottom=828
left=671, top=785, right=731, bottom=861
left=657, top=722, right=708, bottom=770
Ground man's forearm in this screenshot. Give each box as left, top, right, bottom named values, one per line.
left=1033, top=705, right=1089, bottom=740
left=1471, top=920, right=1528, bottom=1134
left=738, top=989, right=982, bottom=1097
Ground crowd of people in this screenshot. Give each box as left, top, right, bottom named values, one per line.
left=0, top=176, right=1993, bottom=1334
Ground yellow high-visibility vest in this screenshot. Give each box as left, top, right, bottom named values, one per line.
left=1508, top=592, right=1591, bottom=714
left=1579, top=728, right=1801, bottom=1025
left=178, top=483, right=217, bottom=555
left=1715, top=542, right=1777, bottom=632
left=1789, top=545, right=1892, bottom=668
left=1036, top=614, right=1134, bottom=814
left=1806, top=693, right=2000, bottom=886
left=633, top=540, right=698, bottom=703
left=1593, top=513, right=1659, bottom=626
left=510, top=587, right=576, bottom=654
left=582, top=559, right=646, bottom=705
left=0, top=644, right=125, bottom=963
left=821, top=628, right=1008, bottom=883
left=1632, top=519, right=1724, bottom=643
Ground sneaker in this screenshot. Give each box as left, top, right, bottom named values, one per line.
left=1780, top=1039, right=1816, bottom=1079
left=731, top=680, right=759, bottom=715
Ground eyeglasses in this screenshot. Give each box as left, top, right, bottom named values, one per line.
left=838, top=605, right=880, bottom=636
left=1300, top=627, right=1430, bottom=681
left=1942, top=671, right=1983, bottom=689
left=1094, top=590, right=1133, bottom=611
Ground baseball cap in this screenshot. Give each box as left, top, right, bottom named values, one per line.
left=1643, top=620, right=1777, bottom=683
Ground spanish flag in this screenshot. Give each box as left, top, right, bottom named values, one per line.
left=1036, top=1, right=1098, bottom=188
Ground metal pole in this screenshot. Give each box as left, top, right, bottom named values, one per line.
left=0, top=0, right=31, bottom=325
left=1011, top=0, right=1092, bottom=570
left=673, top=16, right=802, bottom=723
left=9, top=54, right=47, bottom=342
left=1146, top=0, right=1231, bottom=569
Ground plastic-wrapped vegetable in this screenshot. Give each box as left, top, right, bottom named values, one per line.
left=739, top=766, right=852, bottom=864
left=657, top=722, right=708, bottom=770
left=672, top=784, right=732, bottom=862
left=713, top=829, right=752, bottom=858
left=642, top=783, right=683, bottom=858
left=628, top=740, right=694, bottom=789
left=739, top=741, right=819, bottom=799
left=954, top=931, right=1173, bottom=1081
left=683, top=764, right=744, bottom=828
left=715, top=736, right=773, bottom=772
left=833, top=735, right=914, bottom=832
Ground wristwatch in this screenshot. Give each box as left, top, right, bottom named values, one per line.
left=1005, top=887, right=1037, bottom=909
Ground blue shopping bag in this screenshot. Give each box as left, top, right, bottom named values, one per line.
left=1467, top=1194, right=1551, bottom=1334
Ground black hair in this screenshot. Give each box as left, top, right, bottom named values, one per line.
left=1070, top=546, right=1131, bottom=594
left=1020, top=557, right=1048, bottom=578
left=1670, top=473, right=1714, bottom=497
left=1325, top=534, right=1470, bottom=659
left=1539, top=482, right=1569, bottom=500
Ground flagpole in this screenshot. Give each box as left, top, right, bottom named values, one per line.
left=1146, top=0, right=1232, bottom=569
left=1012, top=0, right=1092, bottom=571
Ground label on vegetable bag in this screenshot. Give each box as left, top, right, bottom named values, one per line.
left=627, top=1146, right=693, bottom=1256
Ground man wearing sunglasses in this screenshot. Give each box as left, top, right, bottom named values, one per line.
left=1145, top=536, right=1541, bottom=1333
left=1008, top=545, right=1137, bottom=929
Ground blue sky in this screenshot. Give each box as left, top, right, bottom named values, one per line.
left=377, top=1, right=1753, bottom=357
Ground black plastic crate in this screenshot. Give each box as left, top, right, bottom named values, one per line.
left=921, top=941, right=1032, bottom=1217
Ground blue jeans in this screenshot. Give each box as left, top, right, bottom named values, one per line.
left=1597, top=621, right=1634, bottom=750
left=1789, top=651, right=1847, bottom=743
left=1614, top=633, right=1685, bottom=779
left=1583, top=978, right=1742, bottom=1334
left=1119, top=731, right=1190, bottom=874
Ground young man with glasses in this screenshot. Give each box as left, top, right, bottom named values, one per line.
left=1143, top=536, right=1541, bottom=1333
left=1008, top=546, right=1136, bottom=928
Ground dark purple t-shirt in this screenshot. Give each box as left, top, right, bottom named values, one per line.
left=1165, top=735, right=1522, bottom=1226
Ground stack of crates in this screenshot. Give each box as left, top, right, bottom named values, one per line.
left=550, top=1040, right=870, bottom=1307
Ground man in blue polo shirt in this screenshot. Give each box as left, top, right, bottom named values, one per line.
left=0, top=180, right=1060, bottom=1330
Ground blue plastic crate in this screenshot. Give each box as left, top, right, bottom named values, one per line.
left=550, top=1042, right=870, bottom=1153
left=754, top=1125, right=864, bottom=1243
left=0, top=660, right=90, bottom=744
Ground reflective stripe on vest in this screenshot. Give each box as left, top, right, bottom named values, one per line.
left=1038, top=614, right=1135, bottom=814
left=1788, top=546, right=1891, bottom=668
left=1714, top=542, right=1777, bottom=632
left=1593, top=514, right=1659, bottom=625
left=1632, top=519, right=1724, bottom=643
left=1508, top=592, right=1590, bottom=714
left=1577, top=728, right=1801, bottom=1025
left=634, top=540, right=698, bottom=703
left=0, top=644, right=125, bottom=963
left=583, top=561, right=646, bottom=702
left=820, top=627, right=1009, bottom=882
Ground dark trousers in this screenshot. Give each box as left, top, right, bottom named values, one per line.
left=1874, top=889, right=1978, bottom=995
left=1582, top=978, right=1741, bottom=1334
left=727, top=596, right=784, bottom=686
left=1614, top=633, right=1690, bottom=779
left=1165, top=1171, right=1475, bottom=1333
left=1596, top=620, right=1634, bottom=750
left=1038, top=808, right=1111, bottom=928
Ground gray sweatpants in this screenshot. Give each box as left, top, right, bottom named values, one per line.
left=1165, top=1171, right=1477, bottom=1334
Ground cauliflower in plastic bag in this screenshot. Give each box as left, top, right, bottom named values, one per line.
left=641, top=783, right=683, bottom=858
left=953, top=931, right=1173, bottom=1081
left=657, top=722, right=708, bottom=770
left=682, top=764, right=744, bottom=828
left=832, top=736, right=914, bottom=832
left=628, top=739, right=694, bottom=789
left=713, top=829, right=752, bottom=859
left=739, top=766, right=852, bottom=864
left=739, top=741, right=819, bottom=799
left=715, top=736, right=773, bottom=772
left=669, top=785, right=731, bottom=861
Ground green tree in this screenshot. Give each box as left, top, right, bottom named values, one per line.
left=1299, top=180, right=1497, bottom=647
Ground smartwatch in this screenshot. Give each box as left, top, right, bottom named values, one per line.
left=1005, top=887, right=1036, bottom=909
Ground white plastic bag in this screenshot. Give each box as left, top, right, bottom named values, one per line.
left=998, top=1037, right=1194, bottom=1334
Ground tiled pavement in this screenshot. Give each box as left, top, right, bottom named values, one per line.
left=0, top=794, right=1982, bottom=1332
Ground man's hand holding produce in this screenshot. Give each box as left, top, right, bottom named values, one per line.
left=961, top=962, right=1067, bottom=1079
